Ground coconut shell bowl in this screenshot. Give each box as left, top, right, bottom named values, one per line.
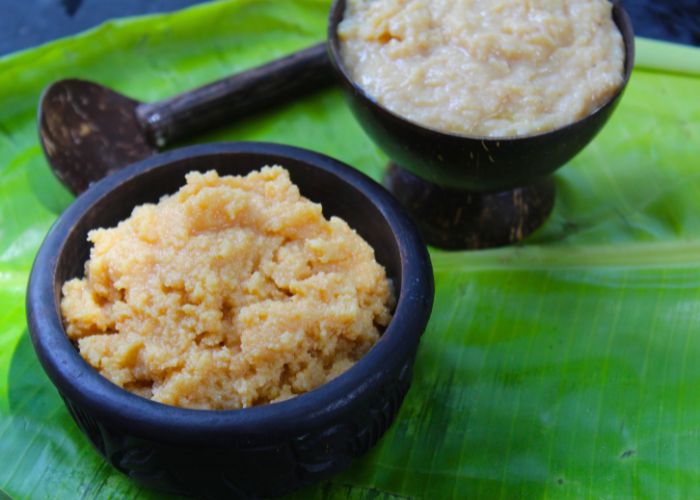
left=327, top=0, right=635, bottom=249
left=26, top=143, right=434, bottom=498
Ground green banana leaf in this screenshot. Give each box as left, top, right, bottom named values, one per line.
left=2, top=0, right=700, bottom=498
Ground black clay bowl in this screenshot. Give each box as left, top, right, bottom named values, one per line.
left=26, top=142, right=433, bottom=498
left=328, top=0, right=635, bottom=193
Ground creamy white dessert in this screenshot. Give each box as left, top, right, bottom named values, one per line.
left=339, top=0, right=625, bottom=137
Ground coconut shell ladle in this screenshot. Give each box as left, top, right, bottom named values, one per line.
left=38, top=43, right=333, bottom=195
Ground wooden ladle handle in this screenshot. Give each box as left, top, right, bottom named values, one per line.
left=136, top=43, right=334, bottom=146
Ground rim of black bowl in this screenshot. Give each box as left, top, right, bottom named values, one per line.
left=27, top=142, right=434, bottom=445
left=327, top=0, right=635, bottom=143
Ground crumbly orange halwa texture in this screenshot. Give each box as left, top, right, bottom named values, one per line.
left=60, top=167, right=395, bottom=410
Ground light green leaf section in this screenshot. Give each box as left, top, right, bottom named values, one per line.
left=1, top=0, right=699, bottom=498
left=636, top=37, right=700, bottom=76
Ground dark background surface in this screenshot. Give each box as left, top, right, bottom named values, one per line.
left=0, top=0, right=699, bottom=56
